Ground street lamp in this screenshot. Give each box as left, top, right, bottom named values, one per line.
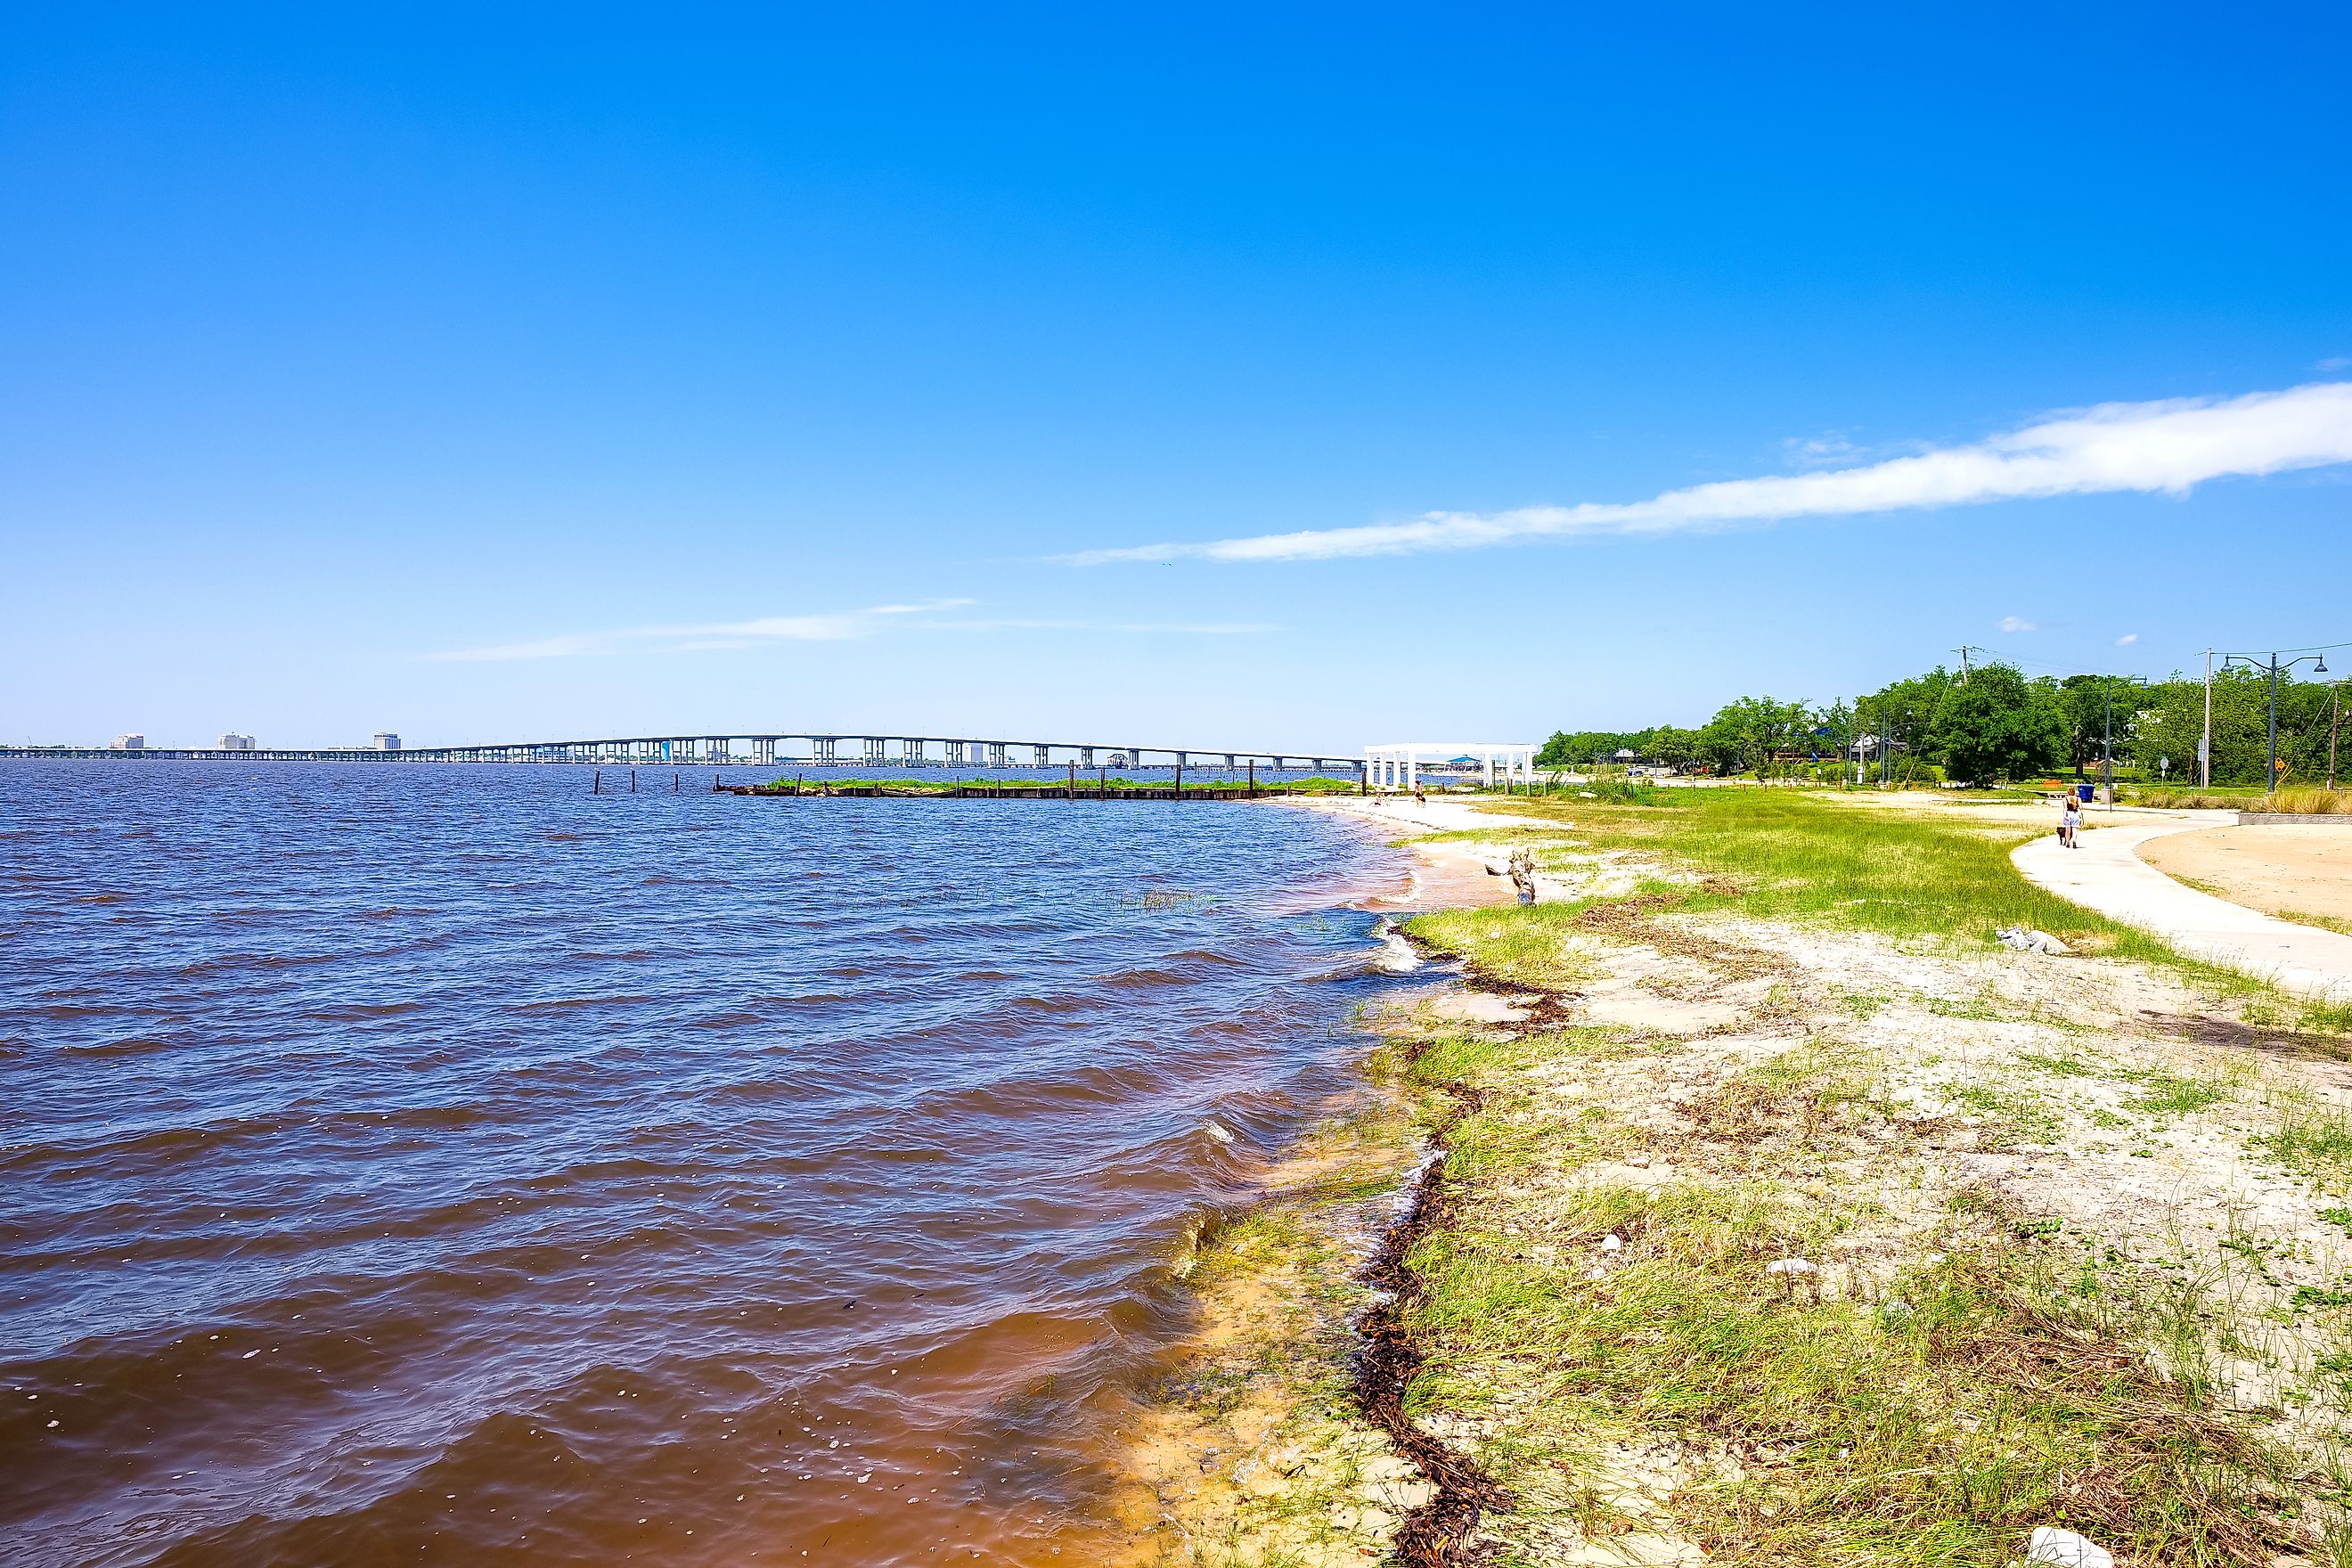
left=2088, top=674, right=2146, bottom=810
left=2220, top=649, right=2330, bottom=796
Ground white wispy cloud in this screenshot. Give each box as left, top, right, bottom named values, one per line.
left=424, top=603, right=947, bottom=661
left=1998, top=616, right=2038, bottom=633
left=2115, top=633, right=2140, bottom=646
left=1062, top=381, right=2352, bottom=565
left=423, top=600, right=1270, bottom=661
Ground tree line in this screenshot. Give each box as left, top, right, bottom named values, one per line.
left=1536, top=663, right=2348, bottom=788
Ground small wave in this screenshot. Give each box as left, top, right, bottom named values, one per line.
left=303, top=1000, right=425, bottom=1020
left=60, top=1036, right=174, bottom=1058
left=21, top=1000, right=133, bottom=1020
left=1371, top=918, right=1423, bottom=974
left=996, top=992, right=1090, bottom=1016
left=177, top=951, right=339, bottom=976
left=510, top=994, right=655, bottom=1014
left=1099, top=968, right=1193, bottom=989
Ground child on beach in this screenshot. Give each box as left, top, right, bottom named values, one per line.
left=2059, top=794, right=2081, bottom=848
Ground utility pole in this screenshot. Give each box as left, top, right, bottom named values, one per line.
left=2330, top=682, right=2341, bottom=792
left=2103, top=680, right=2114, bottom=810
left=2266, top=653, right=2280, bottom=796
left=2221, top=648, right=2328, bottom=797
left=1956, top=647, right=1972, bottom=685
left=2201, top=648, right=2213, bottom=790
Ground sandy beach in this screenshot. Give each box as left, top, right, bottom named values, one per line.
left=2139, top=821, right=2352, bottom=928
left=1123, top=786, right=2352, bottom=1566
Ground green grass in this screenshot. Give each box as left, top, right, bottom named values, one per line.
left=1403, top=902, right=1608, bottom=992
left=1944, top=1080, right=2063, bottom=1147
left=1383, top=1018, right=2320, bottom=1564
left=1404, top=1175, right=2311, bottom=1565
left=2127, top=1071, right=2231, bottom=1117
left=1445, top=793, right=2340, bottom=1027
left=2281, top=910, right=2352, bottom=939
left=2256, top=1107, right=2352, bottom=1194
left=1476, top=789, right=2143, bottom=945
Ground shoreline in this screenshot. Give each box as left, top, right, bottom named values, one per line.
left=1124, top=786, right=2352, bottom=1564
left=1107, top=796, right=1548, bottom=1566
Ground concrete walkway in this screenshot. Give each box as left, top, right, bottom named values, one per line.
left=2013, top=816, right=2352, bottom=1004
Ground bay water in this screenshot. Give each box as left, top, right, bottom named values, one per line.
left=0, top=763, right=1413, bottom=1566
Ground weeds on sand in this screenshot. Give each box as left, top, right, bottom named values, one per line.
left=2281, top=910, right=2352, bottom=939
left=1402, top=1172, right=2317, bottom=1565
left=1678, top=1038, right=1885, bottom=1151
left=2256, top=1107, right=2352, bottom=1195
left=1405, top=902, right=1605, bottom=993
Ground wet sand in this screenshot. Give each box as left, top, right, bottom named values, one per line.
left=1279, top=793, right=1555, bottom=910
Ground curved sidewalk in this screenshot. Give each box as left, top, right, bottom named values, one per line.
left=2013, top=816, right=2352, bottom=1004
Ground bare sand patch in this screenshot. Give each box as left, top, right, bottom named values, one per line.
left=2139, top=822, right=2352, bottom=928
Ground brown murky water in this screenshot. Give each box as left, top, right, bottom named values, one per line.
left=0, top=764, right=1415, bottom=1566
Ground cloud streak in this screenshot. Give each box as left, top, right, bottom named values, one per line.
left=1062, top=381, right=2352, bottom=565
left=424, top=601, right=1271, bottom=661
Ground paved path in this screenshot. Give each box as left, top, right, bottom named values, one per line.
left=2013, top=815, right=2352, bottom=1003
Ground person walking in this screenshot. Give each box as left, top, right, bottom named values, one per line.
left=2059, top=791, right=2081, bottom=849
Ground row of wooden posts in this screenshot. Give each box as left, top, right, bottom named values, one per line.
left=589, top=768, right=680, bottom=794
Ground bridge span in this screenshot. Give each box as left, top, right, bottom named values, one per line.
left=4, top=733, right=1366, bottom=774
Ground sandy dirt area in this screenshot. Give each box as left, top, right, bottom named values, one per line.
left=1284, top=791, right=1677, bottom=910
left=1134, top=790, right=2352, bottom=1564
left=2138, top=822, right=2352, bottom=926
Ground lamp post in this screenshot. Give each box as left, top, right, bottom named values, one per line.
left=2221, top=649, right=2330, bottom=796
left=2092, top=674, right=2146, bottom=810
left=2328, top=679, right=2343, bottom=792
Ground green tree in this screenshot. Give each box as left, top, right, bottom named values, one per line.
left=2134, top=668, right=2333, bottom=786
left=1861, top=667, right=1956, bottom=783
left=1535, top=730, right=1640, bottom=769
left=1924, top=664, right=2067, bottom=784
left=1642, top=725, right=1703, bottom=772
left=2055, top=676, right=2111, bottom=778
left=1700, top=696, right=1813, bottom=778
left=1814, top=699, right=1856, bottom=769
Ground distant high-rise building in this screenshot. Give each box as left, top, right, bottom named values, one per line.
left=372, top=732, right=401, bottom=751
left=218, top=732, right=256, bottom=751
left=110, top=733, right=145, bottom=750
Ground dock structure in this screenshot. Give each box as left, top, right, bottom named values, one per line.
left=3, top=733, right=1366, bottom=775
left=1365, top=741, right=1538, bottom=791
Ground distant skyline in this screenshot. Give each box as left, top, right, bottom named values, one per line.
left=5, top=7, right=2348, bottom=750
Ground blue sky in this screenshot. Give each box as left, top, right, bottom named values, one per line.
left=5, top=5, right=2348, bottom=751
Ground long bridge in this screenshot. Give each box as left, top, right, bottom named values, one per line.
left=3, top=732, right=1365, bottom=773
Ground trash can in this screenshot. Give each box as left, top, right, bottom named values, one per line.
left=2077, top=783, right=2094, bottom=804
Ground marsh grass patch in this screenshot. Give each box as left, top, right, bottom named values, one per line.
left=1403, top=1170, right=2318, bottom=1565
